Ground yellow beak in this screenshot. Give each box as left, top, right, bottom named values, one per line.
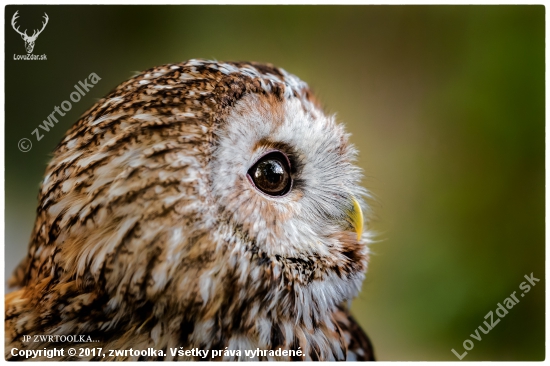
left=349, top=197, right=364, bottom=241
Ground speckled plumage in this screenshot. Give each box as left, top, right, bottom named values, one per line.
left=6, top=59, right=375, bottom=361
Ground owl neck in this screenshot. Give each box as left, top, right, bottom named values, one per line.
left=5, top=271, right=352, bottom=360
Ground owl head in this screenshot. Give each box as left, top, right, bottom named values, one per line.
left=13, top=59, right=370, bottom=335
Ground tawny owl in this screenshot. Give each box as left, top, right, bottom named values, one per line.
left=6, top=59, right=375, bottom=361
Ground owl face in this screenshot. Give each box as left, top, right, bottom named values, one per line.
left=206, top=91, right=369, bottom=327
left=213, top=93, right=366, bottom=257
left=14, top=60, right=370, bottom=337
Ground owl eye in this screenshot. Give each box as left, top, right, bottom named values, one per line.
left=247, top=151, right=292, bottom=196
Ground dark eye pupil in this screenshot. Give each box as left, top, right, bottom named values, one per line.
left=255, top=160, right=284, bottom=185
left=248, top=152, right=292, bottom=196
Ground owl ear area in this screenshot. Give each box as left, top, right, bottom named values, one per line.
left=246, top=150, right=293, bottom=197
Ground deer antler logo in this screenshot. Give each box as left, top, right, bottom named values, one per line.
left=11, top=11, right=49, bottom=54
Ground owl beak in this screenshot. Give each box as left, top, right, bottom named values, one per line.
left=349, top=197, right=364, bottom=241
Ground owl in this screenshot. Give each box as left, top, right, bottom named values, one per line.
left=5, top=59, right=375, bottom=361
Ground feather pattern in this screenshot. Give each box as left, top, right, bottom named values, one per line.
left=6, top=59, right=374, bottom=361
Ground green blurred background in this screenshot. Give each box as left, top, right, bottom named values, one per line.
left=5, top=5, right=545, bottom=361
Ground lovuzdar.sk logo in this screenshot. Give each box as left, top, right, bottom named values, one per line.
left=12, top=10, right=48, bottom=61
